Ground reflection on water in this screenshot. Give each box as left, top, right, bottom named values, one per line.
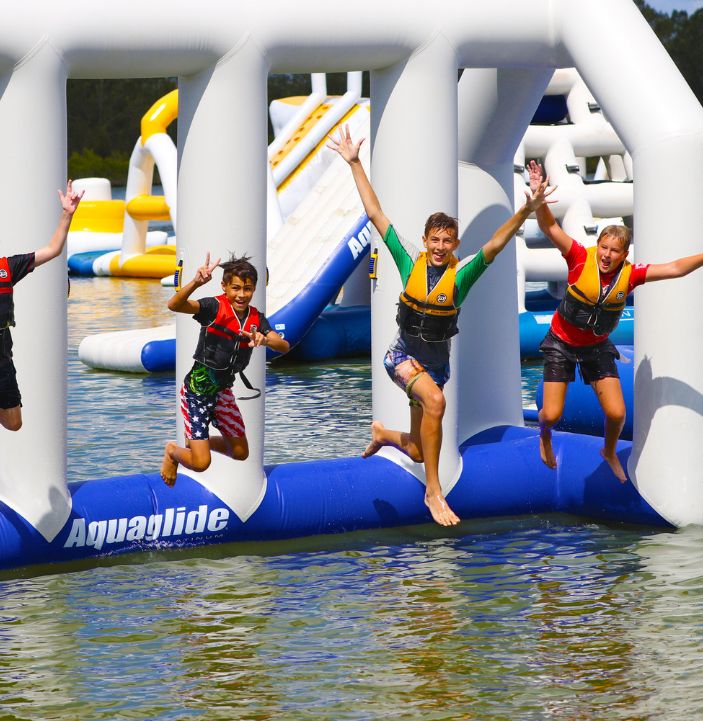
left=1, top=277, right=700, bottom=720
left=2, top=518, right=703, bottom=720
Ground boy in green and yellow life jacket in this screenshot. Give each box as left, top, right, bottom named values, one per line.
left=0, top=181, right=83, bottom=432
left=329, top=125, right=550, bottom=527
left=160, top=253, right=289, bottom=486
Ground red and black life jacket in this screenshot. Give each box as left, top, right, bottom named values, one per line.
left=0, top=258, right=15, bottom=329
left=193, top=294, right=261, bottom=375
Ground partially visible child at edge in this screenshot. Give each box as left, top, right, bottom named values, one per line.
left=328, top=125, right=551, bottom=527
left=528, top=160, right=703, bottom=482
left=160, top=253, right=289, bottom=486
left=0, top=181, right=84, bottom=431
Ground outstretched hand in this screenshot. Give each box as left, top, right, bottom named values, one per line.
left=58, top=179, right=84, bottom=215
left=525, top=160, right=556, bottom=211
left=194, top=252, right=221, bottom=286
left=527, top=160, right=548, bottom=194
left=327, top=124, right=364, bottom=164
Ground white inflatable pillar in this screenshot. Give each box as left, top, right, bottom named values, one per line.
left=177, top=42, right=269, bottom=520
left=456, top=68, right=551, bottom=442
left=369, top=37, right=460, bottom=490
left=559, top=0, right=703, bottom=525
left=0, top=42, right=71, bottom=540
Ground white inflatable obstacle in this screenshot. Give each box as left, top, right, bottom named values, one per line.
left=78, top=73, right=372, bottom=371
left=1, top=0, right=703, bottom=568
left=515, top=68, right=635, bottom=308
left=68, top=91, right=179, bottom=278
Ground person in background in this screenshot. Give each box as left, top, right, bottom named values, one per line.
left=0, top=181, right=84, bottom=431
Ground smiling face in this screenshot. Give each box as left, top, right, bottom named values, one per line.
left=423, top=226, right=460, bottom=267
left=596, top=234, right=628, bottom=274
left=222, top=274, right=256, bottom=316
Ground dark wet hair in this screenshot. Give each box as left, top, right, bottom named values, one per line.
left=220, top=254, right=258, bottom=285
left=424, top=212, right=459, bottom=238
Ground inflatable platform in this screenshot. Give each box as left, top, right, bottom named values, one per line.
left=1, top=0, right=702, bottom=572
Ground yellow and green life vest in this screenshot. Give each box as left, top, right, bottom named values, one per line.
left=396, top=253, right=459, bottom=342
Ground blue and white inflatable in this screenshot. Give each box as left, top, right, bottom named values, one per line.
left=2, top=0, right=703, bottom=571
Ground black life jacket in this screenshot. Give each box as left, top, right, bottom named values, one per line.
left=193, top=295, right=261, bottom=376
left=0, top=257, right=14, bottom=329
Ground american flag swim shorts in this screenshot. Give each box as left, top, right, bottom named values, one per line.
left=179, top=385, right=246, bottom=440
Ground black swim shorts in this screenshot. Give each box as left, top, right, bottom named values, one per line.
left=540, top=330, right=620, bottom=385
left=0, top=362, right=21, bottom=409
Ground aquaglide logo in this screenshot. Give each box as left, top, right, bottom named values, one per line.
left=64, top=504, right=230, bottom=551
left=347, top=221, right=372, bottom=260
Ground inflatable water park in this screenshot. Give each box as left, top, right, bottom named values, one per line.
left=75, top=67, right=636, bottom=371
left=2, top=0, right=703, bottom=571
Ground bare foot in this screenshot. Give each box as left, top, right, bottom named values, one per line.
left=424, top=493, right=461, bottom=526
left=161, top=442, right=179, bottom=487
left=600, top=449, right=628, bottom=483
left=362, top=421, right=385, bottom=458
left=539, top=428, right=557, bottom=469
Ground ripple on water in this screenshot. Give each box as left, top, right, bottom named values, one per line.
left=2, top=279, right=702, bottom=719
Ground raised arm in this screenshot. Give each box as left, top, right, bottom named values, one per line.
left=327, top=125, right=390, bottom=238
left=34, top=180, right=84, bottom=267
left=644, top=251, right=703, bottom=283
left=527, top=160, right=573, bottom=256
left=481, top=175, right=554, bottom=263
left=168, top=252, right=221, bottom=315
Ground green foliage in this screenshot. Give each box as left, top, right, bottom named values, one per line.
left=68, top=149, right=131, bottom=186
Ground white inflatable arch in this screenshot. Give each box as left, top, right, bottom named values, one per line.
left=1, top=0, right=703, bottom=542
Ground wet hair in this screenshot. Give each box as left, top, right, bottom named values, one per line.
left=220, top=254, right=258, bottom=286
left=598, top=225, right=632, bottom=252
left=424, top=212, right=459, bottom=239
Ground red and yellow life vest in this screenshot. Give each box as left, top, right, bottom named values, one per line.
left=557, top=246, right=632, bottom=336
left=193, top=294, right=261, bottom=375
left=397, top=253, right=459, bottom=342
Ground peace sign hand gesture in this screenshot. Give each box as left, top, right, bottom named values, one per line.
left=193, top=252, right=221, bottom=287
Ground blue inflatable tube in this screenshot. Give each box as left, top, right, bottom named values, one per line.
left=286, top=305, right=370, bottom=361
left=0, top=424, right=669, bottom=570
left=68, top=251, right=107, bottom=276
left=520, top=307, right=634, bottom=358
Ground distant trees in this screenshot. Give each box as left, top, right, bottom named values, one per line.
left=66, top=72, right=369, bottom=183
left=67, top=5, right=702, bottom=184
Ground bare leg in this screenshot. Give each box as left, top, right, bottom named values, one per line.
left=592, top=377, right=627, bottom=482
left=362, top=405, right=424, bottom=462
left=210, top=433, right=249, bottom=461
left=0, top=405, right=22, bottom=432
left=538, top=381, right=568, bottom=470
left=160, top=439, right=212, bottom=487
left=410, top=374, right=459, bottom=527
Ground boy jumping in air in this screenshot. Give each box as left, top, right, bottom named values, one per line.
left=1, top=181, right=83, bottom=431
left=329, top=125, right=550, bottom=526
left=160, top=253, right=289, bottom=486
left=529, top=160, right=703, bottom=481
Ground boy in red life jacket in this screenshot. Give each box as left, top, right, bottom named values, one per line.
left=328, top=125, right=551, bottom=527
left=160, top=253, right=289, bottom=486
left=528, top=160, right=703, bottom=482
left=0, top=180, right=83, bottom=432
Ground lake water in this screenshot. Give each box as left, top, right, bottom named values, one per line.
left=1, top=278, right=701, bottom=721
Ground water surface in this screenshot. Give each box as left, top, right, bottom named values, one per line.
left=2, top=277, right=699, bottom=721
